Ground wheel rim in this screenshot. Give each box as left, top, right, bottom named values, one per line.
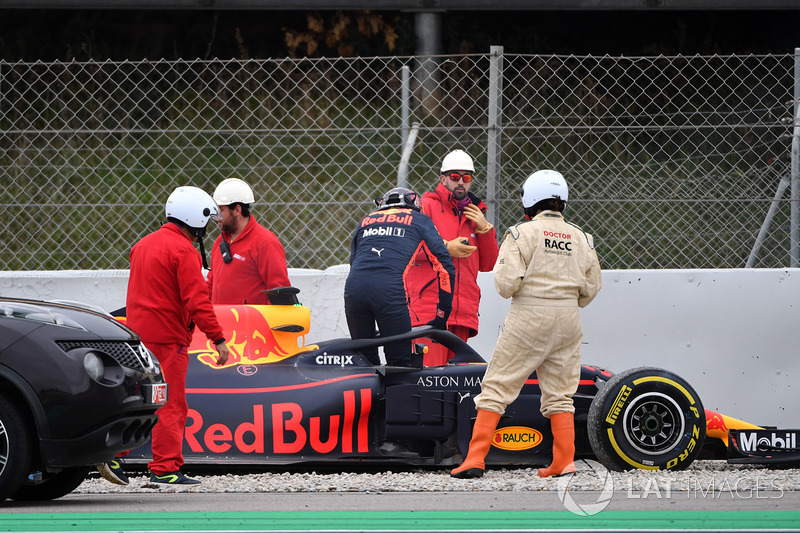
left=0, top=418, right=8, bottom=477
left=622, top=392, right=685, bottom=455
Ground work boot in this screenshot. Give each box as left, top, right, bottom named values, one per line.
left=149, top=470, right=201, bottom=485
left=450, top=409, right=502, bottom=479
left=538, top=412, right=577, bottom=478
left=96, top=459, right=129, bottom=486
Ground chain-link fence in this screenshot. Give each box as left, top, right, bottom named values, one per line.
left=1, top=49, right=797, bottom=271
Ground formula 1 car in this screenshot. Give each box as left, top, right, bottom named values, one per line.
left=122, top=288, right=799, bottom=471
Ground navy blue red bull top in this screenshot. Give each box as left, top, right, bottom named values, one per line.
left=348, top=207, right=455, bottom=317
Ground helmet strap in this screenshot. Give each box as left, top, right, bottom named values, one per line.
left=197, top=237, right=209, bottom=270
left=523, top=205, right=537, bottom=219
left=187, top=226, right=210, bottom=270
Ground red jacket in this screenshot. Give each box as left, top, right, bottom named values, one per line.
left=206, top=216, right=291, bottom=305
left=127, top=223, right=224, bottom=346
left=406, top=183, right=499, bottom=336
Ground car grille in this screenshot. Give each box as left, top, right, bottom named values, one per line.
left=56, top=340, right=152, bottom=372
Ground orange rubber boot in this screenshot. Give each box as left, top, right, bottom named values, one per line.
left=538, top=412, right=577, bottom=478
left=450, top=410, right=502, bottom=479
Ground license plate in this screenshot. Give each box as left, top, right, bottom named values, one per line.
left=146, top=383, right=168, bottom=404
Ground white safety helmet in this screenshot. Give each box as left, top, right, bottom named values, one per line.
left=165, top=186, right=221, bottom=231
left=520, top=170, right=569, bottom=208
left=213, top=177, right=255, bottom=206
left=440, top=149, right=475, bottom=173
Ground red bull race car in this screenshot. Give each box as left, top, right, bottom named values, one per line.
left=121, top=288, right=799, bottom=471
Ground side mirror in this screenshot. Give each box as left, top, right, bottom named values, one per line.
left=263, top=286, right=301, bottom=306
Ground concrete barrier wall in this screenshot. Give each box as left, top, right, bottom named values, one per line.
left=2, top=268, right=797, bottom=428
left=476, top=268, right=800, bottom=429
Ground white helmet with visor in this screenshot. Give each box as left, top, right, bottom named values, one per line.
left=520, top=170, right=569, bottom=209
left=165, top=186, right=221, bottom=234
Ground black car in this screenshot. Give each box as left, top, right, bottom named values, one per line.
left=0, top=297, right=166, bottom=501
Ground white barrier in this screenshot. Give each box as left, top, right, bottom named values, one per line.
left=2, top=268, right=797, bottom=428
left=0, top=268, right=350, bottom=342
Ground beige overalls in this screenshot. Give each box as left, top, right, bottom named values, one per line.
left=474, top=210, right=602, bottom=417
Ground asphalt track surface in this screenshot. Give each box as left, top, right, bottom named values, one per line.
left=2, top=491, right=799, bottom=532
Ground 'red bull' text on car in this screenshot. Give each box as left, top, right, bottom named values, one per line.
left=121, top=288, right=800, bottom=472
left=0, top=297, right=167, bottom=502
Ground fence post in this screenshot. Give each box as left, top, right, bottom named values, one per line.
left=487, top=45, right=504, bottom=232
left=747, top=172, right=791, bottom=267
left=792, top=48, right=800, bottom=267
left=414, top=12, right=441, bottom=115
left=400, top=65, right=410, bottom=151
left=397, top=123, right=420, bottom=188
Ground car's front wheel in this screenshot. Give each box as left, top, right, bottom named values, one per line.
left=587, top=367, right=706, bottom=471
left=11, top=466, right=90, bottom=501
left=0, top=395, right=33, bottom=501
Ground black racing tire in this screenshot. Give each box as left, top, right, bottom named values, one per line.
left=587, top=366, right=706, bottom=472
left=0, top=395, right=33, bottom=501
left=11, top=466, right=90, bottom=501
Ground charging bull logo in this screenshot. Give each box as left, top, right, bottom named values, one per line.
left=705, top=410, right=728, bottom=434
left=705, top=408, right=763, bottom=446
left=193, top=305, right=312, bottom=369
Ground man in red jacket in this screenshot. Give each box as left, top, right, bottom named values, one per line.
left=406, top=149, right=499, bottom=366
left=207, top=178, right=291, bottom=304
left=127, top=185, right=230, bottom=485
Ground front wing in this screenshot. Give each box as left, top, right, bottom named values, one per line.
left=728, top=429, right=800, bottom=464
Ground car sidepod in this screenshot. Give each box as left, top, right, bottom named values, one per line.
left=377, top=361, right=614, bottom=467
left=125, top=331, right=384, bottom=465
left=483, top=363, right=613, bottom=467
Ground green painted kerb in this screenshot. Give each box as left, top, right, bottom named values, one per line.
left=0, top=511, right=798, bottom=532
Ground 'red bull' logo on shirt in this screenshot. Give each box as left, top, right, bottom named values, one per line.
left=360, top=210, right=414, bottom=228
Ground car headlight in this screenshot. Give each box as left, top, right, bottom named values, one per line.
left=84, top=352, right=104, bottom=381
left=67, top=348, right=124, bottom=386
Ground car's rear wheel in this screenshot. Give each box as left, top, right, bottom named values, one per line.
left=587, top=367, right=706, bottom=471
left=0, top=395, right=33, bottom=501
left=11, top=466, right=90, bottom=501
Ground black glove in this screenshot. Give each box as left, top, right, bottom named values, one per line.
left=426, top=316, right=448, bottom=330
left=425, top=307, right=450, bottom=329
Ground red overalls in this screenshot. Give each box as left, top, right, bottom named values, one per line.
left=127, top=223, right=225, bottom=474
